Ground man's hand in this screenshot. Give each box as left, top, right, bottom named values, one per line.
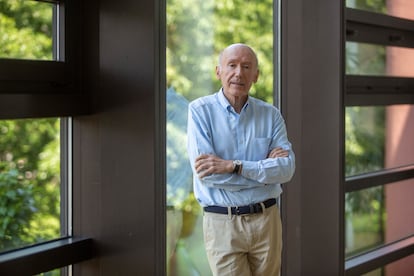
left=195, top=154, right=233, bottom=178
left=267, top=147, right=289, bottom=158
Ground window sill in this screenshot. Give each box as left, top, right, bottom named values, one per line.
left=345, top=235, right=414, bottom=275
left=0, top=237, right=95, bottom=275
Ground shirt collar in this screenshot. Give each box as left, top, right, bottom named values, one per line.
left=217, top=88, right=250, bottom=112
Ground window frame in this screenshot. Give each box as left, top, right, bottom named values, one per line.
left=280, top=1, right=344, bottom=275
left=344, top=7, right=414, bottom=275
left=0, top=0, right=94, bottom=274
left=0, top=0, right=89, bottom=120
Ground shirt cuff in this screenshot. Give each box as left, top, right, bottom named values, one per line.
left=240, top=160, right=257, bottom=179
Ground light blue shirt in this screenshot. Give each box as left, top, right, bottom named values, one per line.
left=187, top=89, right=295, bottom=207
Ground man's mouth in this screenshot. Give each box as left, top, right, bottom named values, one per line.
left=230, top=82, right=244, bottom=87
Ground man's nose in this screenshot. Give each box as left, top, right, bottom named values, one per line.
left=235, top=65, right=241, bottom=75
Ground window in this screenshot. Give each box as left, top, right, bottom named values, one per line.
left=345, top=0, right=414, bottom=274
left=0, top=0, right=55, bottom=60
left=0, top=1, right=92, bottom=275
left=0, top=118, right=68, bottom=253
left=0, top=1, right=69, bottom=255
left=166, top=0, right=275, bottom=274
left=363, top=254, right=414, bottom=275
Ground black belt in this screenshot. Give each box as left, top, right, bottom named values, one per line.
left=204, top=198, right=277, bottom=215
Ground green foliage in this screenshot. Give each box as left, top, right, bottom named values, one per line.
left=167, top=0, right=274, bottom=102
left=0, top=169, right=35, bottom=249
left=167, top=0, right=215, bottom=101
left=345, top=106, right=385, bottom=177
left=344, top=0, right=388, bottom=258
left=346, top=42, right=386, bottom=75
left=345, top=107, right=386, bottom=256
left=0, top=119, right=60, bottom=251
left=214, top=0, right=274, bottom=102
left=0, top=0, right=53, bottom=59
left=347, top=0, right=387, bottom=13
left=0, top=0, right=59, bottom=252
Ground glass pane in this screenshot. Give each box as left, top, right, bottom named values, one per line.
left=345, top=179, right=414, bottom=257
left=345, top=106, right=385, bottom=177
left=34, top=267, right=63, bottom=276
left=346, top=0, right=414, bottom=21
left=346, top=42, right=385, bottom=76
left=346, top=104, right=414, bottom=256
left=0, top=0, right=55, bottom=60
left=362, top=268, right=382, bottom=276
left=385, top=105, right=414, bottom=168
left=362, top=254, right=414, bottom=275
left=345, top=186, right=384, bottom=257
left=345, top=105, right=414, bottom=177
left=166, top=0, right=274, bottom=274
left=346, top=42, right=414, bottom=77
left=346, top=0, right=386, bottom=14
left=0, top=118, right=62, bottom=252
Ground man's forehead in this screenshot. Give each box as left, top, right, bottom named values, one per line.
left=221, top=45, right=257, bottom=65
left=226, top=57, right=254, bottom=64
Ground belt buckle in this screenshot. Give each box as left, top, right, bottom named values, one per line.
left=235, top=206, right=241, bottom=215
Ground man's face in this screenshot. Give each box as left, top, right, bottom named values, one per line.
left=216, top=45, right=259, bottom=98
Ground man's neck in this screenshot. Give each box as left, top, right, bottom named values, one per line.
left=222, top=90, right=248, bottom=114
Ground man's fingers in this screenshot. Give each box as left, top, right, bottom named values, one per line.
left=268, top=148, right=288, bottom=158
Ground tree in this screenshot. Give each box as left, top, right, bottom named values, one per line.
left=167, top=0, right=274, bottom=103
left=0, top=1, right=59, bottom=251
left=344, top=0, right=387, bottom=257
left=0, top=0, right=52, bottom=60
left=0, top=118, right=60, bottom=251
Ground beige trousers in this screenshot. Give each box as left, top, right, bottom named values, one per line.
left=203, top=204, right=282, bottom=276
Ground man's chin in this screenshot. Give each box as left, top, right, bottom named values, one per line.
left=226, top=90, right=249, bottom=98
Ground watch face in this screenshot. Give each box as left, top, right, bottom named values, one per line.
left=233, top=160, right=242, bottom=174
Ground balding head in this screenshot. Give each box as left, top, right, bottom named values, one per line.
left=218, top=43, right=259, bottom=68
left=215, top=43, right=260, bottom=104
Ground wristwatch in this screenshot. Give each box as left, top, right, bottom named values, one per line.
left=232, top=160, right=242, bottom=174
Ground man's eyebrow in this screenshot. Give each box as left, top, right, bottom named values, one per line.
left=226, top=59, right=253, bottom=64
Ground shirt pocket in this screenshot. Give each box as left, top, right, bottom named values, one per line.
left=249, top=137, right=271, bottom=160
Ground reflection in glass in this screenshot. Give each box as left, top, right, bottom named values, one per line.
left=166, top=87, right=200, bottom=275
left=345, top=0, right=414, bottom=270
left=345, top=105, right=414, bottom=177
left=346, top=0, right=414, bottom=21
left=0, top=0, right=54, bottom=60
left=345, top=180, right=414, bottom=258
left=345, top=104, right=414, bottom=258
left=345, top=186, right=384, bottom=257
left=0, top=118, right=61, bottom=253
left=346, top=42, right=414, bottom=77
left=387, top=44, right=414, bottom=78
left=346, top=42, right=385, bottom=76
left=346, top=0, right=386, bottom=15
left=345, top=106, right=385, bottom=177
left=385, top=105, right=414, bottom=168
left=362, top=268, right=382, bottom=276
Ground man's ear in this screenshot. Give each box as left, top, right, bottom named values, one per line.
left=215, top=66, right=221, bottom=80
left=253, top=69, right=260, bottom=83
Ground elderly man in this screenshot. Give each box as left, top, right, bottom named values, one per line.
left=187, top=43, right=295, bottom=276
